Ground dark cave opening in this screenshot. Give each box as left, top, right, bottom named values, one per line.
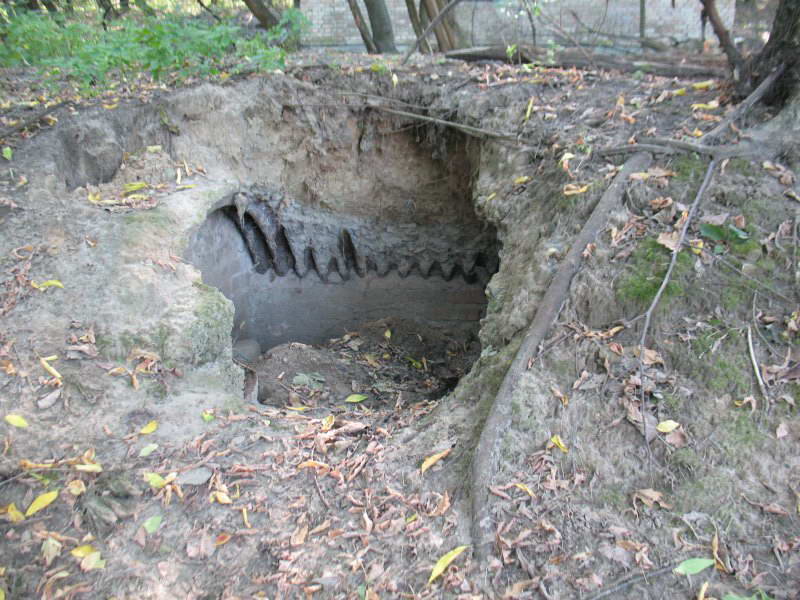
left=186, top=184, right=499, bottom=358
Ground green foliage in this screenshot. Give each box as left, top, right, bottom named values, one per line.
left=0, top=11, right=290, bottom=93
left=617, top=238, right=692, bottom=305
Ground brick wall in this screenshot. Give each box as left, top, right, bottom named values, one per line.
left=301, top=0, right=736, bottom=50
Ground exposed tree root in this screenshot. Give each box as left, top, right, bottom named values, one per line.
left=469, top=151, right=652, bottom=572
left=704, top=64, right=785, bottom=143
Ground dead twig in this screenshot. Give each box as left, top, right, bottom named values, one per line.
left=370, top=106, right=519, bottom=143
left=312, top=473, right=331, bottom=509
left=470, top=152, right=652, bottom=573
left=636, top=159, right=717, bottom=449
left=747, top=325, right=769, bottom=400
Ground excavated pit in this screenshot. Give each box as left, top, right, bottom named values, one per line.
left=187, top=185, right=498, bottom=355
left=185, top=133, right=499, bottom=365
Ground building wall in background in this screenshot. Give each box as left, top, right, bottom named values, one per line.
left=301, top=0, right=736, bottom=50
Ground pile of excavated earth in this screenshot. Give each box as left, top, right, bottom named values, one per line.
left=1, top=53, right=799, bottom=598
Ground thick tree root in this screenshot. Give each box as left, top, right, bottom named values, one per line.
left=469, top=151, right=652, bottom=571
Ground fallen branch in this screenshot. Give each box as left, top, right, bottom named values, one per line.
left=635, top=159, right=717, bottom=444
left=598, top=137, right=756, bottom=160
left=470, top=151, right=652, bottom=570
left=369, top=106, right=519, bottom=143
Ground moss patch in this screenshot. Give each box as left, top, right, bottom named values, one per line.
left=616, top=239, right=692, bottom=306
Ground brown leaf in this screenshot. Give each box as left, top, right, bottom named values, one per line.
left=632, top=488, right=672, bottom=511
left=656, top=231, right=680, bottom=251
left=429, top=491, right=451, bottom=517
left=665, top=429, right=687, bottom=448
left=290, top=523, right=308, bottom=546
left=640, top=347, right=665, bottom=366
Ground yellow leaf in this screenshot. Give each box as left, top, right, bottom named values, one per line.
left=79, top=551, right=105, bottom=571
left=39, top=357, right=62, bottom=380
left=383, top=329, right=392, bottom=340
left=514, top=175, right=532, bottom=185
left=672, top=88, right=687, bottom=96
left=514, top=482, right=536, bottom=498
left=144, top=472, right=167, bottom=489
left=692, top=80, right=715, bottom=91
left=345, top=394, right=367, bottom=403
left=550, top=434, right=568, bottom=453
left=66, top=480, right=86, bottom=496
left=690, top=128, right=704, bottom=137
left=139, top=420, right=158, bottom=435
left=123, top=182, right=148, bottom=194
left=656, top=420, right=680, bottom=433
left=285, top=405, right=309, bottom=412
left=563, top=183, right=589, bottom=196
left=74, top=463, right=103, bottom=473
left=70, top=544, right=96, bottom=558
left=691, top=100, right=719, bottom=110
left=420, top=448, right=452, bottom=474
left=524, top=97, right=534, bottom=121
left=391, top=73, right=399, bottom=87
left=5, top=414, right=29, bottom=428
left=25, top=490, right=59, bottom=517
left=486, top=192, right=497, bottom=201
left=211, top=491, right=232, bottom=504
left=176, top=185, right=196, bottom=191
left=5, top=502, right=25, bottom=523
left=31, top=279, right=64, bottom=291
left=428, top=545, right=469, bottom=584
left=321, top=414, right=335, bottom=432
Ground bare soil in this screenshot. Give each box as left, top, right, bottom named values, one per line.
left=1, top=49, right=799, bottom=600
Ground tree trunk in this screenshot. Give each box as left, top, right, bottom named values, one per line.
left=747, top=0, right=800, bottom=106
left=345, top=0, right=378, bottom=53
left=421, top=0, right=449, bottom=50
left=699, top=0, right=744, bottom=79
left=404, top=0, right=431, bottom=53
left=241, top=0, right=280, bottom=30
left=363, top=0, right=397, bottom=53
left=133, top=0, right=155, bottom=16
left=639, top=0, right=645, bottom=38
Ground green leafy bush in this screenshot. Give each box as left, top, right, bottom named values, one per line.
left=0, top=11, right=289, bottom=93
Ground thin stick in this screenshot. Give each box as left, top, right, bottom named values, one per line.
left=747, top=326, right=769, bottom=399
left=372, top=106, right=519, bottom=142
left=636, top=159, right=718, bottom=444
